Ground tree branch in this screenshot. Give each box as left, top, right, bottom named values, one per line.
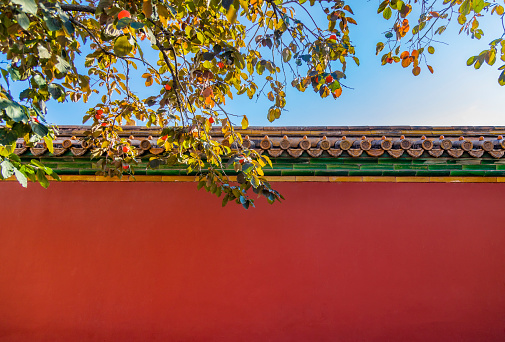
left=59, top=4, right=96, bottom=14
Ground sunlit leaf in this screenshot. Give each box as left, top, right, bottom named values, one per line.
left=12, top=0, right=38, bottom=15
left=114, top=36, right=133, bottom=57
left=241, top=115, right=249, bottom=129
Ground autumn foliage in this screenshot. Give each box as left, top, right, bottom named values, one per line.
left=1, top=0, right=505, bottom=207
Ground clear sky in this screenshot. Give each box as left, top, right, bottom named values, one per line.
left=23, top=2, right=505, bottom=126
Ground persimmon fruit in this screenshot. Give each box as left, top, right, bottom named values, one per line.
left=118, top=10, right=131, bottom=20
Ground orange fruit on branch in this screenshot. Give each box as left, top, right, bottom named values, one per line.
left=118, top=10, right=131, bottom=20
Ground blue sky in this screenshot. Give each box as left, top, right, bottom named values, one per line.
left=15, top=2, right=505, bottom=126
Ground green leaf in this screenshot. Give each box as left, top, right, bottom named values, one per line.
left=49, top=170, right=60, bottom=181
left=459, top=0, right=471, bottom=15
left=282, top=48, right=291, bottom=62
left=396, top=0, right=405, bottom=11
left=376, top=42, right=385, bottom=55
left=116, top=17, right=132, bottom=29
left=12, top=0, right=38, bottom=15
left=48, top=84, right=65, bottom=101
left=473, top=0, right=486, bottom=13
left=30, top=159, right=44, bottom=168
left=428, top=46, right=435, bottom=54
left=197, top=179, right=205, bottom=190
left=44, top=15, right=62, bottom=31
left=36, top=169, right=49, bottom=189
left=202, top=52, right=215, bottom=61
left=498, top=70, right=505, bottom=86
left=0, top=68, right=9, bottom=87
left=131, top=21, right=145, bottom=29
left=31, top=122, right=49, bottom=137
left=383, top=7, right=392, bottom=20
left=222, top=194, right=229, bottom=207
left=3, top=102, right=27, bottom=122
left=15, top=12, right=30, bottom=30
left=242, top=200, right=250, bottom=209
left=55, top=56, right=71, bottom=74
left=0, top=129, right=18, bottom=145
left=13, top=168, right=27, bottom=187
left=377, top=0, right=389, bottom=13
left=251, top=174, right=260, bottom=188
left=96, top=0, right=113, bottom=13
left=486, top=49, right=496, bottom=65
left=1, top=160, right=14, bottom=178
left=8, top=66, right=21, bottom=81
left=33, top=74, right=46, bottom=87
left=62, top=20, right=75, bottom=35
left=457, top=14, right=466, bottom=25
left=37, top=45, right=51, bottom=59
left=114, top=36, right=133, bottom=57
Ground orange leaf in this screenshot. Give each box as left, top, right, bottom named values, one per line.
left=400, top=51, right=409, bottom=59
left=145, top=76, right=153, bottom=87
left=333, top=87, right=342, bottom=98
left=427, top=65, right=434, bottom=74
left=412, top=66, right=421, bottom=76
left=401, top=58, right=411, bottom=68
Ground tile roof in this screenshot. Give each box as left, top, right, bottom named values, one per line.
left=10, top=126, right=505, bottom=181
left=15, top=126, right=505, bottom=159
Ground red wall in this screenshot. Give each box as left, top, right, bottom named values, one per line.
left=0, top=182, right=504, bottom=341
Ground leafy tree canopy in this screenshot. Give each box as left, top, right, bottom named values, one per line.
left=1, top=0, right=504, bottom=208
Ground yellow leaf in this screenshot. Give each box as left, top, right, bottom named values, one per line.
left=156, top=4, right=169, bottom=26
left=164, top=140, right=172, bottom=151
left=226, top=4, right=238, bottom=23
left=241, top=115, right=249, bottom=129
left=44, top=137, right=54, bottom=154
